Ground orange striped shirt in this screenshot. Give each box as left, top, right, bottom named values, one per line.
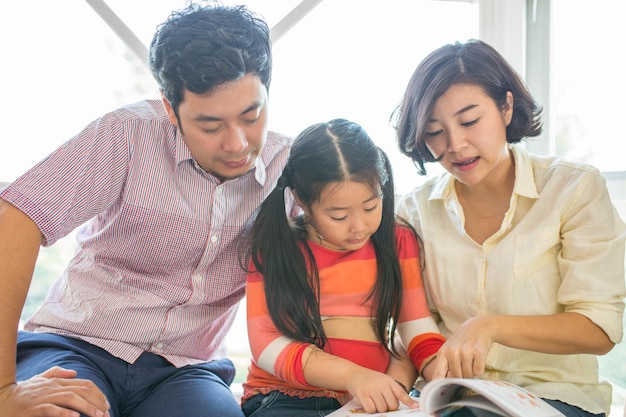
left=243, top=225, right=444, bottom=403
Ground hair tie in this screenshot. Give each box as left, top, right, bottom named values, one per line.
left=276, top=176, right=288, bottom=191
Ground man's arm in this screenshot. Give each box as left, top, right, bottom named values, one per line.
left=0, top=198, right=111, bottom=417
left=0, top=198, right=41, bottom=388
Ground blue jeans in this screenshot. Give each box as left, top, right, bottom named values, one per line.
left=242, top=391, right=341, bottom=417
left=543, top=399, right=605, bottom=417
left=16, top=331, right=244, bottom=417
left=441, top=399, right=605, bottom=417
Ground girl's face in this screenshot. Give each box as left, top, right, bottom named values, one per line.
left=424, top=83, right=513, bottom=187
left=304, top=180, right=382, bottom=252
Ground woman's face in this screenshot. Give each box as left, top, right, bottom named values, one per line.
left=423, top=83, right=513, bottom=187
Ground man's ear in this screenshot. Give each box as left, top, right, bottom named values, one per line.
left=161, top=91, right=178, bottom=127
left=290, top=190, right=307, bottom=214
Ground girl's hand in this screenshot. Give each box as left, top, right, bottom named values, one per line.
left=346, top=368, right=418, bottom=413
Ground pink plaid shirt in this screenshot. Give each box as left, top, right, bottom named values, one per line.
left=1, top=100, right=292, bottom=367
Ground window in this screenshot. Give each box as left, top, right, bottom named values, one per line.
left=268, top=0, right=478, bottom=194
left=3, top=1, right=624, bottom=414
left=526, top=1, right=626, bottom=414
left=548, top=0, right=626, bottom=171
left=0, top=0, right=158, bottom=182
left=545, top=1, right=626, bottom=413
left=7, top=0, right=478, bottom=386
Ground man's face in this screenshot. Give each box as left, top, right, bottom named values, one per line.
left=163, top=74, right=269, bottom=181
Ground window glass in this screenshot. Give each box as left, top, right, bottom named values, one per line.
left=103, top=0, right=301, bottom=42
left=9, top=0, right=477, bottom=313
left=268, top=0, right=476, bottom=194
left=5, top=4, right=626, bottom=413
left=224, top=0, right=478, bottom=382
left=0, top=1, right=158, bottom=182
left=550, top=0, right=626, bottom=172
left=549, top=3, right=626, bottom=413
left=6, top=0, right=476, bottom=387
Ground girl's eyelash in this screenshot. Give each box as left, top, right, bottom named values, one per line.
left=462, top=118, right=479, bottom=127
left=330, top=205, right=377, bottom=220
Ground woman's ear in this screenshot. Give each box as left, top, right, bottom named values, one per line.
left=504, top=91, right=514, bottom=124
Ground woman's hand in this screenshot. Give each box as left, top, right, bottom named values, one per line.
left=430, top=315, right=496, bottom=379
left=429, top=312, right=614, bottom=380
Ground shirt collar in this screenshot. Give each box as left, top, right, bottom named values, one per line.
left=173, top=128, right=267, bottom=186
left=430, top=171, right=455, bottom=202
left=174, top=128, right=192, bottom=165
left=253, top=150, right=268, bottom=185
left=510, top=144, right=540, bottom=199
left=427, top=143, right=540, bottom=202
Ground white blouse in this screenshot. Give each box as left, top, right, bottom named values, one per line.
left=397, top=144, right=626, bottom=414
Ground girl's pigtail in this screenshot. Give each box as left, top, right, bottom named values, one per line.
left=371, top=148, right=403, bottom=355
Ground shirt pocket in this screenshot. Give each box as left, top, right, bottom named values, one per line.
left=513, top=225, right=561, bottom=280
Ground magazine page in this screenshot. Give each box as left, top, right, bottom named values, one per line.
left=419, top=378, right=565, bottom=417
left=437, top=394, right=519, bottom=417
left=326, top=398, right=429, bottom=417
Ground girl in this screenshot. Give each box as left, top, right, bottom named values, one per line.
left=241, top=119, right=445, bottom=416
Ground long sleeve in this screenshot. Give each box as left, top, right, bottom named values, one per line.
left=394, top=226, right=445, bottom=371
left=246, top=266, right=312, bottom=387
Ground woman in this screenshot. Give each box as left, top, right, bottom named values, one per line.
left=393, top=39, right=626, bottom=417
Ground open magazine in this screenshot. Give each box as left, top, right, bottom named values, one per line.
left=327, top=378, right=565, bottom=417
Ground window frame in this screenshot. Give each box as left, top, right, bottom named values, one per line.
left=4, top=0, right=625, bottom=413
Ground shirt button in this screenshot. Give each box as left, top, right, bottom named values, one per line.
left=216, top=188, right=223, bottom=195
left=194, top=274, right=202, bottom=284
left=155, top=342, right=163, bottom=350
left=210, top=235, right=218, bottom=243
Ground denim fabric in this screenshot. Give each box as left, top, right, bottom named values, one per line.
left=242, top=391, right=341, bottom=417
left=543, top=399, right=605, bottom=417
left=439, top=399, right=605, bottom=417
left=16, top=331, right=244, bottom=417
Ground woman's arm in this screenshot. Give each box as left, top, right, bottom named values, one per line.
left=433, top=312, right=614, bottom=379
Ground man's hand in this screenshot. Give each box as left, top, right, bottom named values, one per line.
left=0, top=366, right=111, bottom=417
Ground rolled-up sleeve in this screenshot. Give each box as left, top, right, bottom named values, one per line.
left=558, top=167, right=626, bottom=343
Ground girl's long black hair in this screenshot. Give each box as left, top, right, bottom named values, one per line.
left=248, top=118, right=404, bottom=354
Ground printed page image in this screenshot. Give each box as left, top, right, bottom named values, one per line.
left=326, top=398, right=429, bottom=417
left=420, top=379, right=564, bottom=417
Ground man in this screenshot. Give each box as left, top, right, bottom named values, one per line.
left=0, top=3, right=291, bottom=417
